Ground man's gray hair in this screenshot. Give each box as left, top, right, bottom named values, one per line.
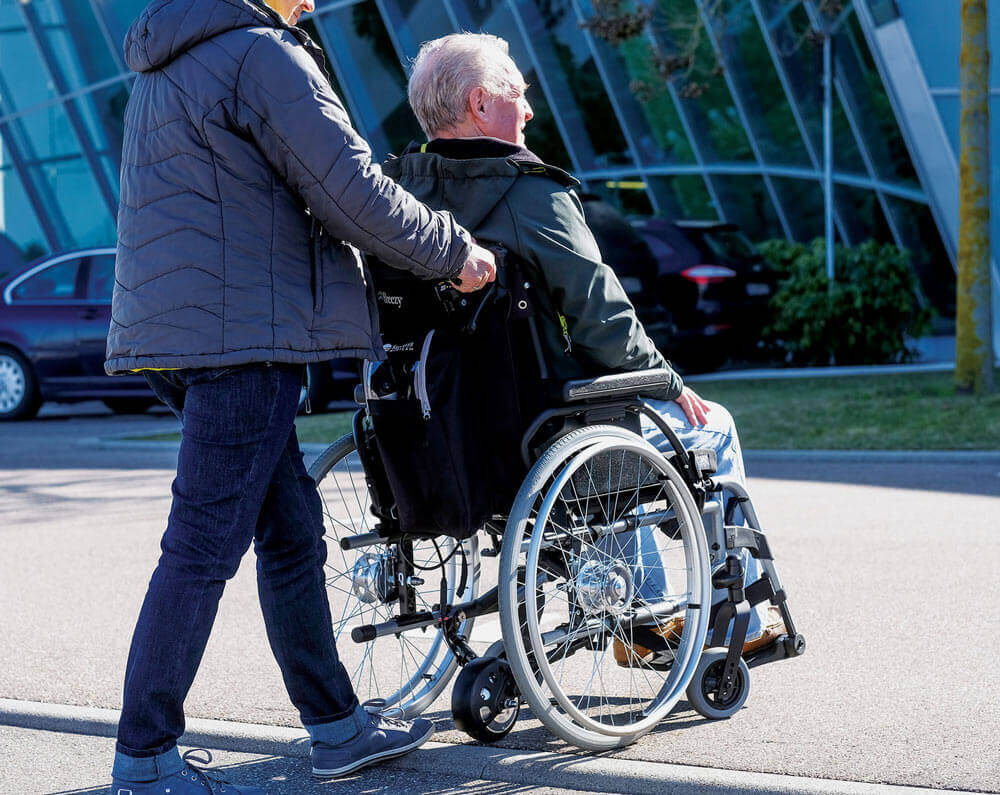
left=408, top=33, right=523, bottom=138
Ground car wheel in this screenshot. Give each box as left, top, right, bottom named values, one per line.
left=0, top=348, right=42, bottom=421
left=102, top=398, right=156, bottom=415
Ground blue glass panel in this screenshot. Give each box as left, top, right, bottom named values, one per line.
left=714, top=0, right=810, bottom=166
left=757, top=1, right=866, bottom=174
left=934, top=95, right=960, bottom=153
left=882, top=196, right=955, bottom=316
left=511, top=0, right=633, bottom=169
left=16, top=102, right=116, bottom=247
left=379, top=0, right=457, bottom=62
left=0, top=134, right=49, bottom=259
left=315, top=1, right=418, bottom=158
left=835, top=183, right=891, bottom=246
left=770, top=176, right=825, bottom=241
left=711, top=174, right=781, bottom=241
left=648, top=175, right=717, bottom=220
left=836, top=13, right=919, bottom=188
left=91, top=0, right=149, bottom=54
left=576, top=16, right=696, bottom=166
left=895, top=0, right=960, bottom=89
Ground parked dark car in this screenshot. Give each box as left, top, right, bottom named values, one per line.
left=582, top=196, right=777, bottom=371
left=0, top=247, right=359, bottom=420
left=0, top=247, right=159, bottom=420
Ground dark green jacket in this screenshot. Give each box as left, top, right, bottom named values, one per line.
left=382, top=138, right=683, bottom=400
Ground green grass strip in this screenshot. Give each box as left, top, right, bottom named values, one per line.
left=122, top=370, right=1000, bottom=451
left=696, top=369, right=1000, bottom=450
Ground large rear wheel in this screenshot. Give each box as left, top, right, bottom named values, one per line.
left=310, top=433, right=479, bottom=717
left=499, top=426, right=711, bottom=749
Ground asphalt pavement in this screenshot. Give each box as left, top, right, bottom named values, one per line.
left=1, top=403, right=998, bottom=794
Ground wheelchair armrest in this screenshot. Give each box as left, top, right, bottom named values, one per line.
left=562, top=369, right=673, bottom=402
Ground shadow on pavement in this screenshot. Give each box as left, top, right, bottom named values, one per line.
left=749, top=458, right=1000, bottom=498
left=49, top=752, right=557, bottom=794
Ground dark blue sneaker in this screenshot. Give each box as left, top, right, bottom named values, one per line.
left=311, top=711, right=434, bottom=778
left=112, top=749, right=265, bottom=794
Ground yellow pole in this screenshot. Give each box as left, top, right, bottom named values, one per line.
left=956, top=0, right=994, bottom=393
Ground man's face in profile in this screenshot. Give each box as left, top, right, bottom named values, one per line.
left=267, top=0, right=315, bottom=25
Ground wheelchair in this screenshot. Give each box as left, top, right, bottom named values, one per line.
left=308, top=254, right=805, bottom=751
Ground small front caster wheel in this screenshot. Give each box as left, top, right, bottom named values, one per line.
left=686, top=647, right=750, bottom=719
left=451, top=656, right=520, bottom=743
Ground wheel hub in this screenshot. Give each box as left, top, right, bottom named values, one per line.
left=575, top=559, right=634, bottom=616
left=351, top=552, right=397, bottom=604
left=0, top=355, right=26, bottom=413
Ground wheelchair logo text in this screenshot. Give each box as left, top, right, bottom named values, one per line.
left=377, top=291, right=404, bottom=307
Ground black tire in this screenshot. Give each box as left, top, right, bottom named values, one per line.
left=686, top=647, right=751, bottom=719
left=0, top=347, right=41, bottom=421
left=102, top=397, right=155, bottom=415
left=451, top=657, right=520, bottom=743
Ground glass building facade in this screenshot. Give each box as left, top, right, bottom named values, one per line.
left=0, top=0, right=987, bottom=329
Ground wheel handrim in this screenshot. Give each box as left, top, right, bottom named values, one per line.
left=313, top=437, right=477, bottom=716
left=521, top=437, right=711, bottom=738
left=0, top=355, right=26, bottom=413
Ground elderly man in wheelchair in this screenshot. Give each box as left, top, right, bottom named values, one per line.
left=309, top=32, right=804, bottom=753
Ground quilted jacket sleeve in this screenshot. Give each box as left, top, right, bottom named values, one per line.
left=234, top=29, right=469, bottom=280
left=510, top=180, right=684, bottom=401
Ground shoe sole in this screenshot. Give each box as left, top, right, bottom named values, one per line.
left=312, top=724, right=434, bottom=779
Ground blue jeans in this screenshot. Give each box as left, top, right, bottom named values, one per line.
left=629, top=399, right=766, bottom=638
left=114, top=364, right=367, bottom=782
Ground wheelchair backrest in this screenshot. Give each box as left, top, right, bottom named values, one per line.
left=361, top=248, right=543, bottom=539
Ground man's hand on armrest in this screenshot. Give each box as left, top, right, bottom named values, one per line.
left=675, top=386, right=710, bottom=426
left=451, top=242, right=497, bottom=293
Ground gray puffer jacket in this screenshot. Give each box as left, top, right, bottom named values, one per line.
left=106, top=0, right=470, bottom=374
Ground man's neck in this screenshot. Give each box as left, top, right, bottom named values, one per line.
left=258, top=0, right=287, bottom=23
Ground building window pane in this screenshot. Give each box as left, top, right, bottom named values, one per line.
left=711, top=174, right=781, bottom=241
left=512, top=0, right=633, bottom=169
left=592, top=177, right=655, bottom=217
left=379, top=0, right=457, bottom=62
left=713, top=0, right=810, bottom=166
left=0, top=136, right=49, bottom=261
left=757, top=1, right=866, bottom=174
left=91, top=0, right=149, bottom=54
left=886, top=197, right=956, bottom=317
left=837, top=13, right=920, bottom=188
left=17, top=102, right=116, bottom=248
left=586, top=31, right=696, bottom=166
left=647, top=0, right=754, bottom=163
left=770, top=176, right=825, bottom=241
left=835, top=184, right=892, bottom=246
left=647, top=174, right=718, bottom=220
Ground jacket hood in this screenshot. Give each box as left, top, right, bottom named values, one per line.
left=383, top=137, right=578, bottom=230
left=125, top=0, right=280, bottom=73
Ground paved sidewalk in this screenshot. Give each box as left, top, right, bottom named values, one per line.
left=1, top=708, right=984, bottom=795
left=2, top=409, right=998, bottom=794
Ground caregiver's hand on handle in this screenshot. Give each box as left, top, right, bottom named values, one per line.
left=452, top=242, right=497, bottom=293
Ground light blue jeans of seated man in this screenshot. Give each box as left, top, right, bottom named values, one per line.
left=598, top=399, right=766, bottom=642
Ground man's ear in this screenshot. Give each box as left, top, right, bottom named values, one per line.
left=468, top=87, right=489, bottom=121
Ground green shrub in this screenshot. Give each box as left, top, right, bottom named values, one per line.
left=757, top=238, right=933, bottom=365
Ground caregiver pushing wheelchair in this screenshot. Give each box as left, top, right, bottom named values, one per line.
left=311, top=32, right=805, bottom=752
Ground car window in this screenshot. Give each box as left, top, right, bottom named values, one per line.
left=87, top=254, right=116, bottom=302
left=698, top=229, right=757, bottom=260
left=11, top=258, right=83, bottom=301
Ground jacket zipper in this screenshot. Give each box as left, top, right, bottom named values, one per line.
left=558, top=313, right=573, bottom=354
